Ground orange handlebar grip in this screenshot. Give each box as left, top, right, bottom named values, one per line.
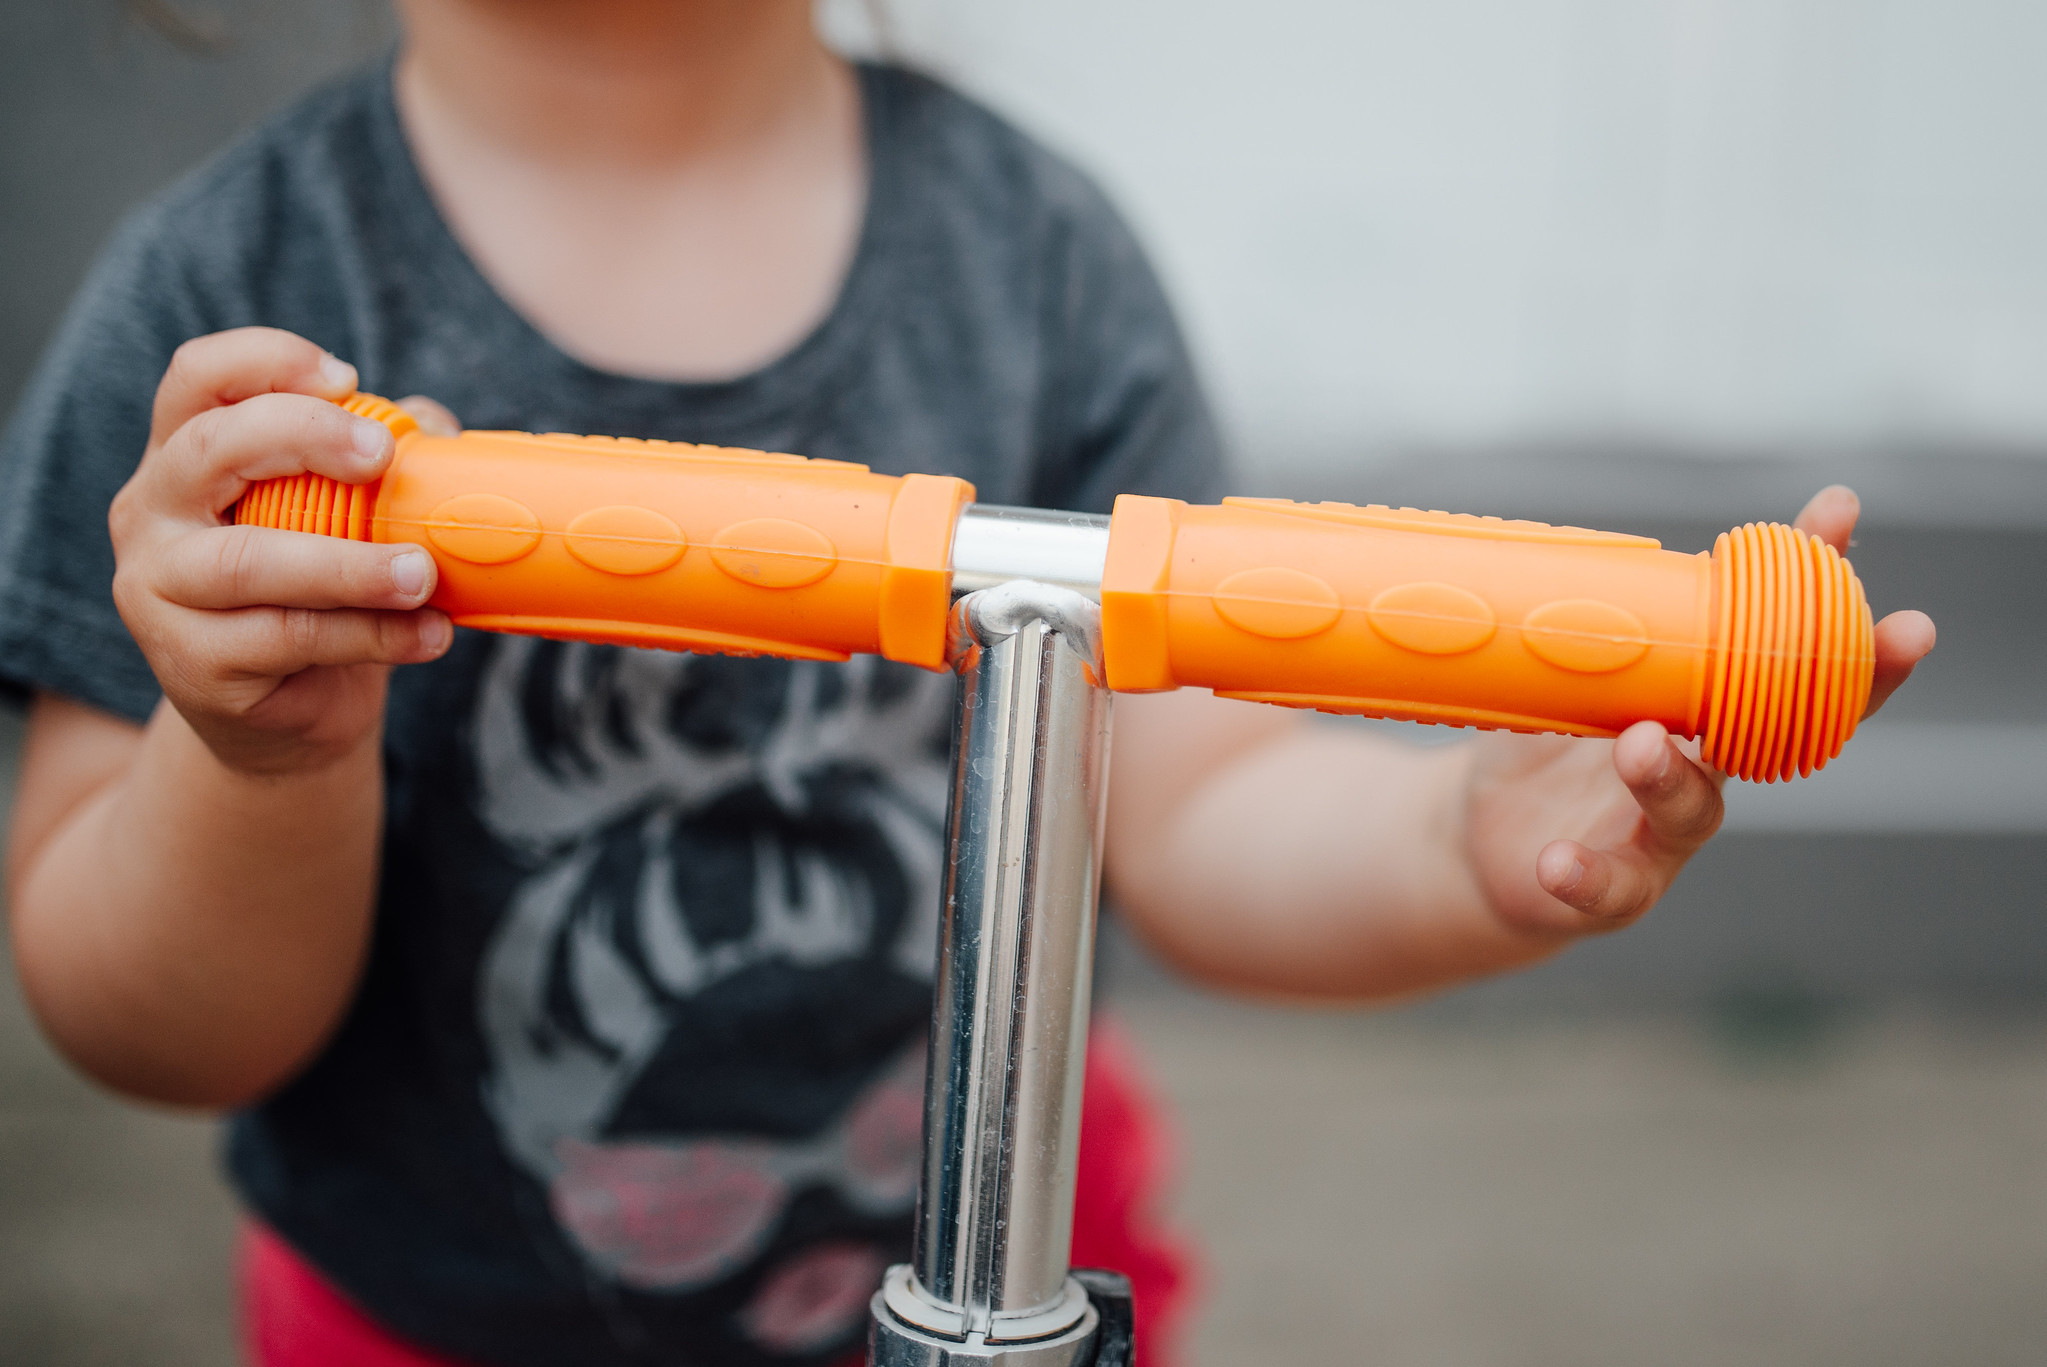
left=1100, top=495, right=1875, bottom=782
left=238, top=397, right=1876, bottom=780
left=234, top=394, right=976, bottom=669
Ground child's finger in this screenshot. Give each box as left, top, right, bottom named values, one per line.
left=1610, top=720, right=1724, bottom=849
left=397, top=395, right=461, bottom=436
left=1865, top=609, right=1937, bottom=717
left=143, top=391, right=393, bottom=520
left=1535, top=838, right=1663, bottom=923
left=204, top=604, right=452, bottom=677
left=153, top=525, right=436, bottom=613
left=1791, top=484, right=1860, bottom=553
left=149, top=327, right=355, bottom=446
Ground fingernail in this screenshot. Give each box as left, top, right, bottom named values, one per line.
left=1556, top=856, right=1587, bottom=894
left=352, top=417, right=393, bottom=464
left=419, top=612, right=451, bottom=653
left=319, top=351, right=356, bottom=392
left=1648, top=741, right=1673, bottom=784
left=391, top=550, right=431, bottom=598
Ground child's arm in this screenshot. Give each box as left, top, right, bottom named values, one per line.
left=1106, top=489, right=1937, bottom=1001
left=3, top=328, right=451, bottom=1108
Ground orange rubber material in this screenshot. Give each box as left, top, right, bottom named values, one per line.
left=238, top=396, right=1877, bottom=780
left=235, top=394, right=976, bottom=670
left=1100, top=496, right=1874, bottom=782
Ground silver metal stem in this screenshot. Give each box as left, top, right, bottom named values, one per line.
left=949, top=506, right=1110, bottom=602
left=879, top=580, right=1113, bottom=1354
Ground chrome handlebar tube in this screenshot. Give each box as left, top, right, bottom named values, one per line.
left=867, top=580, right=1122, bottom=1367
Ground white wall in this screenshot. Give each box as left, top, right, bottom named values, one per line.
left=828, top=0, right=2047, bottom=475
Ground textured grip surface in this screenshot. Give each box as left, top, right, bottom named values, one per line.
left=1099, top=495, right=1874, bottom=781
left=1699, top=521, right=1874, bottom=781
left=234, top=394, right=976, bottom=670
left=240, top=397, right=1877, bottom=779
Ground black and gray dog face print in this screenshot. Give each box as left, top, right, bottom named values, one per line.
left=469, top=639, right=953, bottom=1352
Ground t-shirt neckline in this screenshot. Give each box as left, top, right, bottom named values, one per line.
left=361, top=57, right=902, bottom=434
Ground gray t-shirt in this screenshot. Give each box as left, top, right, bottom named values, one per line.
left=0, top=60, right=1221, bottom=1367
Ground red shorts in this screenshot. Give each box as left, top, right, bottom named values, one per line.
left=241, top=1016, right=1193, bottom=1367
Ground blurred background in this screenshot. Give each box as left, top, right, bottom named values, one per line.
left=2, top=1, right=2043, bottom=1363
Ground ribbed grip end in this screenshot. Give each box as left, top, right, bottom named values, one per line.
left=1700, top=523, right=1875, bottom=783
left=231, top=392, right=416, bottom=541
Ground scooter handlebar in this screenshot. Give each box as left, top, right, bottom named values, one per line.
left=238, top=394, right=976, bottom=669
left=237, top=394, right=1874, bottom=782
left=1100, top=494, right=1871, bottom=783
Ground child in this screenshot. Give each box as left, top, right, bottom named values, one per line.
left=0, top=3, right=1932, bottom=1365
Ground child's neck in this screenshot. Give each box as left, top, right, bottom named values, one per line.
left=394, top=0, right=865, bottom=382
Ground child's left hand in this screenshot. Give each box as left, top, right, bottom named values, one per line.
left=1461, top=486, right=1936, bottom=941
left=1108, top=485, right=1936, bottom=1001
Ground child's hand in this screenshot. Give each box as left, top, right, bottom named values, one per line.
left=1462, top=486, right=1937, bottom=939
left=109, top=327, right=454, bottom=777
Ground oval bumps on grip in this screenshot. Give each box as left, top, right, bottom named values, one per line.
left=1213, top=567, right=1342, bottom=639
left=711, top=518, right=837, bottom=589
left=1521, top=599, right=1650, bottom=674
left=565, top=506, right=686, bottom=576
left=1367, top=582, right=1498, bottom=656
left=426, top=494, right=543, bottom=565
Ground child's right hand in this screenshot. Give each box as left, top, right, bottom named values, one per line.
left=110, top=327, right=453, bottom=777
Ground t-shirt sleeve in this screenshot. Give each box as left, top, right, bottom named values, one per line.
left=1025, top=180, right=1230, bottom=516
left=0, top=206, right=209, bottom=721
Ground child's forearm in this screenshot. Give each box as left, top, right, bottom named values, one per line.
left=1107, top=688, right=1749, bottom=1002
left=1107, top=694, right=1520, bottom=1001
left=9, top=695, right=383, bottom=1108
left=7, top=329, right=451, bottom=1106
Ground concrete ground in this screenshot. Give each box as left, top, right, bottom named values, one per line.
left=0, top=941, right=236, bottom=1367
left=0, top=714, right=238, bottom=1366
left=1123, top=994, right=2047, bottom=1367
